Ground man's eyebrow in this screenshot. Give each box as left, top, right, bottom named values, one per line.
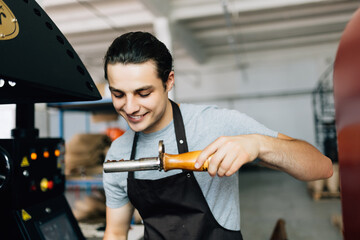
left=109, top=86, right=122, bottom=93
left=108, top=85, right=153, bottom=92
left=136, top=85, right=153, bottom=92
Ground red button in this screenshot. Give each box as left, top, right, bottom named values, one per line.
left=47, top=180, right=54, bottom=190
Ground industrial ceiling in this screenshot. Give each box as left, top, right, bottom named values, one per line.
left=40, top=0, right=359, bottom=83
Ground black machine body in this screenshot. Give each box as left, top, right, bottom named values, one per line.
left=1, top=0, right=102, bottom=239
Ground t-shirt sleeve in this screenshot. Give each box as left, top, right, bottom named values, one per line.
left=103, top=171, right=129, bottom=208
left=102, top=142, right=130, bottom=209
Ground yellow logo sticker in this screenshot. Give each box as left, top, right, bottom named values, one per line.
left=0, top=0, right=19, bottom=40
left=20, top=156, right=30, bottom=167
left=21, top=209, right=32, bottom=221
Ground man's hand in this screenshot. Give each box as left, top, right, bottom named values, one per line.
left=195, top=135, right=260, bottom=177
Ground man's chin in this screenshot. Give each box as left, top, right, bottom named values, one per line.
left=128, top=125, right=142, bottom=133
left=127, top=122, right=147, bottom=133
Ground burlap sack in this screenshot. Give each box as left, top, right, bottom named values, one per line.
left=65, top=134, right=111, bottom=175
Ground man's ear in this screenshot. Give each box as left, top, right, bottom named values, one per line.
left=165, top=71, right=175, bottom=92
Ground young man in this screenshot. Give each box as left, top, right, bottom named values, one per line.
left=102, top=32, right=333, bottom=240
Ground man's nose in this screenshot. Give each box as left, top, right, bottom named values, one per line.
left=123, top=96, right=139, bottom=114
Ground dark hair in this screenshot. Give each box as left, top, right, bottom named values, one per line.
left=104, top=32, right=173, bottom=88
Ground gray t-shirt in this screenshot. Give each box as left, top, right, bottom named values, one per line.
left=103, top=103, right=277, bottom=230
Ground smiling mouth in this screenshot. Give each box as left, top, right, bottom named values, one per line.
left=127, top=113, right=147, bottom=122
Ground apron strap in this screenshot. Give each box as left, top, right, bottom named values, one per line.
left=170, top=100, right=189, bottom=154
left=128, top=132, right=139, bottom=179
left=130, top=131, right=139, bottom=160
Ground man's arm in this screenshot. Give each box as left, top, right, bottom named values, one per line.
left=103, top=202, right=134, bottom=240
left=195, top=133, right=333, bottom=181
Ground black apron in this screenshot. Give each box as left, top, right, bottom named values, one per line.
left=127, top=100, right=243, bottom=240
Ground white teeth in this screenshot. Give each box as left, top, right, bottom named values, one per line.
left=129, top=115, right=141, bottom=119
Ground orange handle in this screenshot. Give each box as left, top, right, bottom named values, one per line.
left=162, top=151, right=210, bottom=172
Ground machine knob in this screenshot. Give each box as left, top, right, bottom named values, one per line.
left=0, top=146, right=11, bottom=191
left=23, top=170, right=29, bottom=177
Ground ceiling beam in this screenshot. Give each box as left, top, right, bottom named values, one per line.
left=171, top=0, right=349, bottom=21
left=186, top=1, right=359, bottom=29
left=195, top=12, right=352, bottom=39
left=207, top=32, right=342, bottom=55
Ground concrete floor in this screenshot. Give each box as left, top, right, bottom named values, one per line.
left=239, top=168, right=342, bottom=240
left=71, top=168, right=342, bottom=240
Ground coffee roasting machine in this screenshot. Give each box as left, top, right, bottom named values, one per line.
left=0, top=0, right=101, bottom=239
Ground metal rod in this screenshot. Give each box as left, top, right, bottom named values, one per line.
left=103, top=158, right=161, bottom=173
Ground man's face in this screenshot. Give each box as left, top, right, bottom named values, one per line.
left=107, top=61, right=174, bottom=133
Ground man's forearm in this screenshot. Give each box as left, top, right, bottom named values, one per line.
left=257, top=134, right=333, bottom=181
left=103, top=204, right=134, bottom=240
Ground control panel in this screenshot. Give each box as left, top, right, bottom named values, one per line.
left=0, top=137, right=85, bottom=239
left=0, top=138, right=65, bottom=208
